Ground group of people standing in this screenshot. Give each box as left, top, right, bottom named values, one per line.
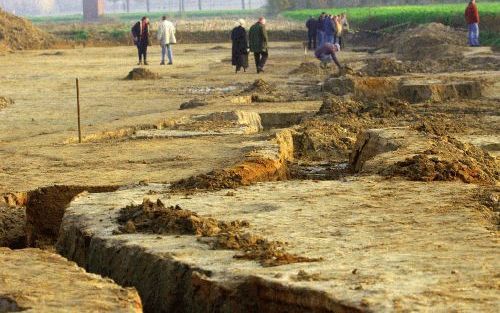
left=231, top=17, right=269, bottom=74
left=131, top=15, right=177, bottom=65
left=306, top=12, right=348, bottom=51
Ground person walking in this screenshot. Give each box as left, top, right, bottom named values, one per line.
left=465, top=0, right=480, bottom=47
left=306, top=15, right=318, bottom=50
left=249, top=17, right=269, bottom=74
left=315, top=42, right=342, bottom=70
left=317, top=13, right=326, bottom=49
left=131, top=16, right=151, bottom=65
left=231, top=19, right=249, bottom=73
left=157, top=15, right=176, bottom=65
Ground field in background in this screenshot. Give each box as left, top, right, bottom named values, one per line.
left=283, top=3, right=500, bottom=46
left=29, top=9, right=264, bottom=25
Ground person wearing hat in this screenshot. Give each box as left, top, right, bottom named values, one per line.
left=231, top=19, right=249, bottom=73
left=157, top=15, right=176, bottom=65
left=248, top=17, right=269, bottom=74
left=315, top=42, right=341, bottom=70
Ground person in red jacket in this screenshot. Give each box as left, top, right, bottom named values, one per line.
left=465, top=0, right=480, bottom=47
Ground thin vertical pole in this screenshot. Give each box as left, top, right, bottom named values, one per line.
left=76, top=78, right=82, bottom=144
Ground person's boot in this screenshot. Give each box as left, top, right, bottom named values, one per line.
left=137, top=60, right=143, bottom=65
left=144, top=60, right=149, bottom=65
left=160, top=61, right=165, bottom=65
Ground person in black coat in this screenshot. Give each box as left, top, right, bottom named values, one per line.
left=131, top=16, right=151, bottom=65
left=231, top=19, right=249, bottom=73
left=306, top=16, right=318, bottom=50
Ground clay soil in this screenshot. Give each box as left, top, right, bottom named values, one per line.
left=117, top=198, right=320, bottom=267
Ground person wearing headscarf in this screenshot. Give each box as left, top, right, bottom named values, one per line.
left=315, top=42, right=341, bottom=70
left=231, top=19, right=249, bottom=73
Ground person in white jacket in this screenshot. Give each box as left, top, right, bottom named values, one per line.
left=157, top=16, right=176, bottom=65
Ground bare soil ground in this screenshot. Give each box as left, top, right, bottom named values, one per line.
left=0, top=23, right=499, bottom=311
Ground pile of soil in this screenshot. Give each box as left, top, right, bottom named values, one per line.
left=171, top=169, right=243, bottom=191
left=392, top=23, right=465, bottom=62
left=125, top=68, right=160, bottom=80
left=243, top=79, right=276, bottom=94
left=179, top=98, right=208, bottom=110
left=117, top=199, right=320, bottom=267
left=362, top=58, right=417, bottom=76
left=384, top=137, right=499, bottom=184
left=318, top=96, right=413, bottom=118
left=0, top=96, right=13, bottom=110
left=289, top=62, right=328, bottom=75
left=0, top=9, right=54, bottom=51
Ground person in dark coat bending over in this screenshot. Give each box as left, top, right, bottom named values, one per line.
left=306, top=16, right=318, bottom=50
left=249, top=17, right=269, bottom=74
left=231, top=19, right=249, bottom=73
left=131, top=16, right=151, bottom=65
left=315, top=42, right=341, bottom=70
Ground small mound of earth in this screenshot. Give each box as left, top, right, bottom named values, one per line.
left=0, top=9, right=54, bottom=51
left=318, top=96, right=413, bottom=118
left=289, top=62, right=328, bottom=75
left=116, top=198, right=321, bottom=267
left=171, top=169, right=243, bottom=191
left=392, top=23, right=465, bottom=61
left=210, top=45, right=228, bottom=50
left=243, top=79, right=276, bottom=94
left=125, top=68, right=160, bottom=80
left=362, top=58, right=416, bottom=76
left=179, top=98, right=208, bottom=110
left=384, top=137, right=499, bottom=184
left=0, top=96, right=13, bottom=110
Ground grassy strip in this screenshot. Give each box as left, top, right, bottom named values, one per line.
left=283, top=3, right=500, bottom=46
left=29, top=9, right=263, bottom=25
left=282, top=3, right=500, bottom=26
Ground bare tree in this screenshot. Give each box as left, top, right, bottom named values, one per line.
left=242, top=0, right=245, bottom=10
left=198, top=0, right=202, bottom=11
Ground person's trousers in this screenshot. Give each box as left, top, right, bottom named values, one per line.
left=161, top=44, right=173, bottom=64
left=468, top=23, right=479, bottom=46
left=137, top=42, right=148, bottom=62
left=317, top=31, right=325, bottom=48
left=254, top=51, right=268, bottom=71
left=307, top=32, right=317, bottom=50
left=324, top=33, right=334, bottom=44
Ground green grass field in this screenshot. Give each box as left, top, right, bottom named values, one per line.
left=283, top=3, right=500, bottom=46
left=29, top=9, right=263, bottom=25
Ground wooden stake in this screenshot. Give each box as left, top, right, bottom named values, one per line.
left=76, top=78, right=82, bottom=143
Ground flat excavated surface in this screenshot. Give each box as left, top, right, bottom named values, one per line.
left=59, top=177, right=499, bottom=312
left=0, top=43, right=322, bottom=194
left=0, top=247, right=142, bottom=312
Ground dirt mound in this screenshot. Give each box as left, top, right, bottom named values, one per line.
left=0, top=9, right=54, bottom=51
left=117, top=198, right=321, bottom=267
left=0, top=96, right=13, bottom=110
left=392, top=23, right=465, bottom=61
left=362, top=58, right=416, bottom=76
left=289, top=62, right=328, bottom=75
left=318, top=96, right=413, bottom=118
left=384, top=137, right=499, bottom=184
left=125, top=68, right=160, bottom=80
left=179, top=98, right=208, bottom=110
left=244, top=79, right=276, bottom=94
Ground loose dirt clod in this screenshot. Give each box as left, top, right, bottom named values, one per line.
left=117, top=199, right=321, bottom=267
left=125, top=68, right=160, bottom=80
left=179, top=98, right=208, bottom=110
left=244, top=79, right=276, bottom=94
left=0, top=96, right=13, bottom=110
